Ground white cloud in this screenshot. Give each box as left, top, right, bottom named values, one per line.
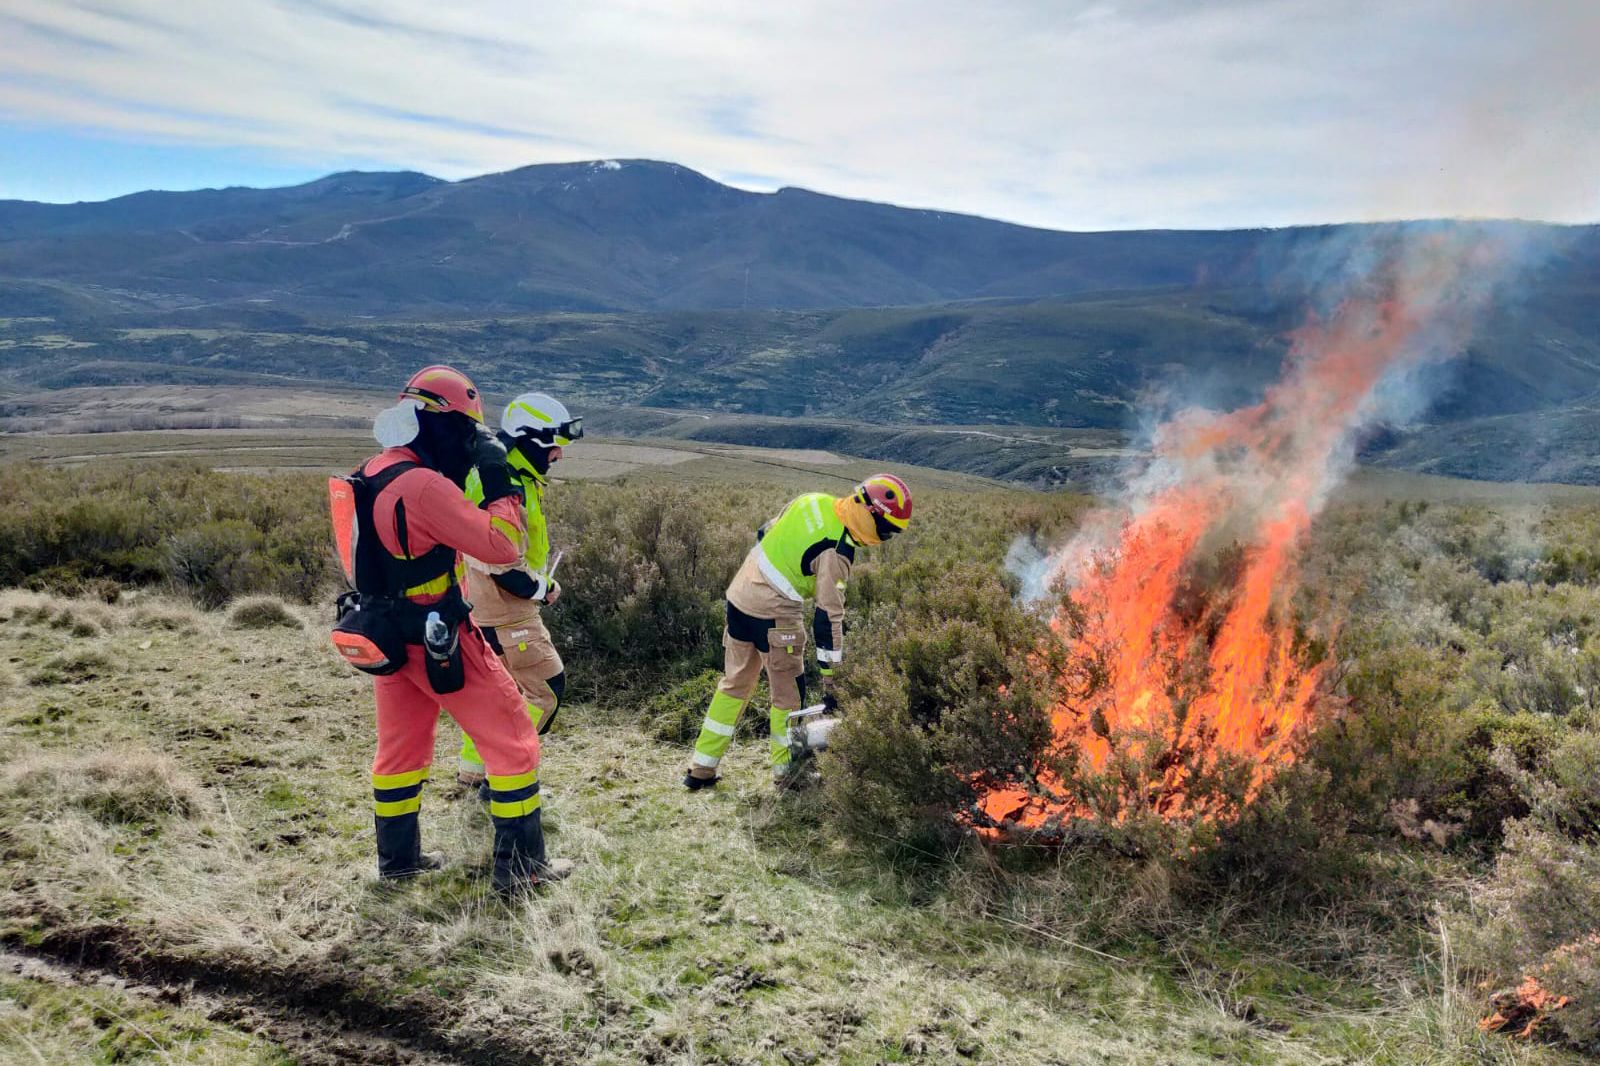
left=1, top=0, right=1597, bottom=228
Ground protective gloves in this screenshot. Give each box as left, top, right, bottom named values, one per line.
left=470, top=424, right=522, bottom=506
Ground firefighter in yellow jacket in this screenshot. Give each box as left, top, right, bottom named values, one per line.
left=457, top=392, right=583, bottom=788
left=685, top=474, right=912, bottom=789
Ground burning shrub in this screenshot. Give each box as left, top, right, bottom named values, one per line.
left=820, top=564, right=1062, bottom=853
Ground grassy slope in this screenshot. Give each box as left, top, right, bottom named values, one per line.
left=0, top=588, right=1580, bottom=1066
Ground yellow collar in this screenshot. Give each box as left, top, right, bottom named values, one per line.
left=834, top=495, right=881, bottom=546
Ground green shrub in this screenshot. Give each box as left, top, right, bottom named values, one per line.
left=644, top=669, right=763, bottom=742
left=820, top=563, right=1062, bottom=854
left=0, top=461, right=335, bottom=606
left=1457, top=728, right=1600, bottom=1048
left=552, top=483, right=770, bottom=702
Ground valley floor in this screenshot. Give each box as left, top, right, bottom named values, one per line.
left=0, top=589, right=1580, bottom=1065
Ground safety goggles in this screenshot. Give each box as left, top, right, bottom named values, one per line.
left=517, top=417, right=584, bottom=447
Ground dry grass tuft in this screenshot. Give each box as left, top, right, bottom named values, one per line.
left=227, top=595, right=302, bottom=630
left=27, top=648, right=114, bottom=686
left=1, top=749, right=204, bottom=825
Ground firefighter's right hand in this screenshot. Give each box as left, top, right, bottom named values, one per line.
left=820, top=674, right=839, bottom=713
left=543, top=580, right=562, bottom=606
left=470, top=426, right=521, bottom=505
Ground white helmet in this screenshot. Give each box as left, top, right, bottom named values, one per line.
left=502, top=392, right=583, bottom=447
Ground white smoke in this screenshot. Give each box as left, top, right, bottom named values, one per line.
left=1011, top=221, right=1567, bottom=604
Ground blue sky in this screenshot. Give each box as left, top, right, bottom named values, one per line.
left=1, top=0, right=1597, bottom=229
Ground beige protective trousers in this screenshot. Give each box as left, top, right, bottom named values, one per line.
left=690, top=610, right=805, bottom=781
left=459, top=608, right=564, bottom=775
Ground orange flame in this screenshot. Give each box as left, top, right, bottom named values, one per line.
left=981, top=229, right=1525, bottom=834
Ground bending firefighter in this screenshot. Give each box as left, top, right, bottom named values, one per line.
left=458, top=392, right=583, bottom=788
left=684, top=475, right=912, bottom=789
left=328, top=365, right=572, bottom=896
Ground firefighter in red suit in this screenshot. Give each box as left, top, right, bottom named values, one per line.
left=332, top=365, right=573, bottom=896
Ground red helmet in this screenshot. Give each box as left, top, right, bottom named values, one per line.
left=855, top=473, right=912, bottom=539
left=399, top=365, right=484, bottom=423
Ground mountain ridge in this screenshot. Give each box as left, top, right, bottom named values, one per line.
left=8, top=158, right=1554, bottom=317
left=2, top=159, right=1598, bottom=485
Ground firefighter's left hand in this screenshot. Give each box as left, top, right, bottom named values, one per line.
left=543, top=580, right=562, bottom=605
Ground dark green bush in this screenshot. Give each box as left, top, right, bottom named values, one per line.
left=550, top=483, right=767, bottom=702
left=0, top=461, right=335, bottom=606
left=644, top=669, right=763, bottom=742
left=1458, top=727, right=1600, bottom=1048
left=820, top=563, right=1062, bottom=853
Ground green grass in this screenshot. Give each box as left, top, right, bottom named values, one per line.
left=0, top=588, right=1581, bottom=1064
left=0, top=966, right=293, bottom=1064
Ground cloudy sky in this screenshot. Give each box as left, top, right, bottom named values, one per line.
left=1, top=0, right=1596, bottom=229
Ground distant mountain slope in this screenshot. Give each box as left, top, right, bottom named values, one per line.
left=3, top=160, right=1599, bottom=484
left=4, top=284, right=1597, bottom=434
left=0, top=160, right=1272, bottom=315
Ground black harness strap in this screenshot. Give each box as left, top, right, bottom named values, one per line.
left=349, top=460, right=459, bottom=601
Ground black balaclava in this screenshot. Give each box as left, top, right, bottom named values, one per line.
left=504, top=431, right=554, bottom=478
left=412, top=410, right=477, bottom=487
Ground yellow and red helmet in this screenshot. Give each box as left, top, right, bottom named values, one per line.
left=400, top=365, right=485, bottom=423
left=855, top=473, right=912, bottom=539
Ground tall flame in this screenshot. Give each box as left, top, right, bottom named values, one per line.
left=983, top=226, right=1537, bottom=832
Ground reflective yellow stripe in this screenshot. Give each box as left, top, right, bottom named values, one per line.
left=374, top=796, right=422, bottom=817
left=487, top=769, right=539, bottom=791
left=489, top=795, right=541, bottom=818
left=371, top=768, right=430, bottom=789
left=402, top=573, right=453, bottom=597
left=489, top=515, right=522, bottom=544
left=512, top=400, right=552, bottom=424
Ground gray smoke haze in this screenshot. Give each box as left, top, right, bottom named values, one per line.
left=1011, top=220, right=1568, bottom=604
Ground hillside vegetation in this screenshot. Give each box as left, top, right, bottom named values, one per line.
left=1, top=452, right=1598, bottom=1062
left=4, top=161, right=1600, bottom=486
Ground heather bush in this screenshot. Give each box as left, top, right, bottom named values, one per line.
left=0, top=461, right=334, bottom=606
left=820, top=563, right=1063, bottom=853
left=1456, top=727, right=1600, bottom=1049
left=550, top=482, right=772, bottom=701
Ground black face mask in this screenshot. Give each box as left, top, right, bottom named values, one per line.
left=506, top=432, right=554, bottom=477
left=411, top=410, right=477, bottom=487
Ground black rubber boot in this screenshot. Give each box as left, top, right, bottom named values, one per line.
left=376, top=813, right=443, bottom=880
left=683, top=770, right=720, bottom=791
left=490, top=809, right=549, bottom=897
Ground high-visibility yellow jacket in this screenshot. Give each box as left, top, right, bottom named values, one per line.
left=727, top=493, right=855, bottom=669
left=463, top=450, right=552, bottom=627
